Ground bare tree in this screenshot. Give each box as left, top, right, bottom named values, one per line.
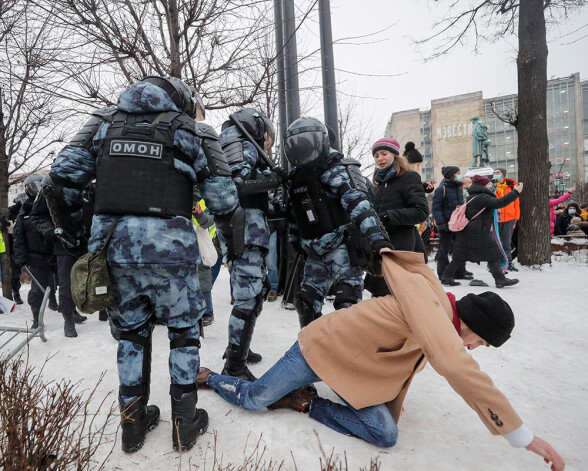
left=0, top=1, right=77, bottom=297
left=34, top=0, right=291, bottom=111
left=417, top=0, right=586, bottom=266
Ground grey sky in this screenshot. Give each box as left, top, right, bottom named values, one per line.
left=304, top=0, right=588, bottom=140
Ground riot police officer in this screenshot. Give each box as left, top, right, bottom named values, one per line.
left=218, top=108, right=285, bottom=381
left=44, top=76, right=244, bottom=453
left=12, top=175, right=56, bottom=329
left=284, top=117, right=392, bottom=327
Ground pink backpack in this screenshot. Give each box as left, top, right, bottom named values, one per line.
left=448, top=196, right=485, bottom=232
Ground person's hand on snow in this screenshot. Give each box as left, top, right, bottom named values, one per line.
left=525, top=436, right=565, bottom=471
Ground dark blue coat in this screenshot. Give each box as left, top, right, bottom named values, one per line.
left=432, top=179, right=464, bottom=226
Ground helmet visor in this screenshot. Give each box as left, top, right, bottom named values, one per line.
left=285, top=132, right=325, bottom=166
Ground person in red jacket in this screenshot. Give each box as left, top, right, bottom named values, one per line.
left=493, top=168, right=520, bottom=272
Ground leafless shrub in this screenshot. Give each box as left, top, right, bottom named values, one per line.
left=0, top=354, right=117, bottom=470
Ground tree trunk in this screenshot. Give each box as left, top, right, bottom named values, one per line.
left=0, top=107, right=13, bottom=298
left=516, top=0, right=551, bottom=265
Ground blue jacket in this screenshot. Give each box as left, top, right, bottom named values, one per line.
left=51, top=82, right=239, bottom=268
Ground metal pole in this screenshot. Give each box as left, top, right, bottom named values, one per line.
left=282, top=0, right=301, bottom=127
left=318, top=0, right=340, bottom=151
left=273, top=0, right=289, bottom=169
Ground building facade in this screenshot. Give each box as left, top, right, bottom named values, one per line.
left=385, top=73, right=587, bottom=195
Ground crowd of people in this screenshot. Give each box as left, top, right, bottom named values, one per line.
left=1, top=75, right=572, bottom=470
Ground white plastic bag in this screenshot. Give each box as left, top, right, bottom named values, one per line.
left=193, top=224, right=218, bottom=267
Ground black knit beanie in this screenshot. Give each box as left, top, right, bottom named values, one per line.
left=455, top=292, right=515, bottom=347
left=442, top=166, right=460, bottom=179
left=403, top=141, right=423, bottom=164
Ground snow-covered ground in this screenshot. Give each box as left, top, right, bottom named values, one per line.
left=1, top=255, right=586, bottom=470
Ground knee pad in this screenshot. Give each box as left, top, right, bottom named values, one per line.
left=168, top=325, right=201, bottom=351
left=295, top=286, right=322, bottom=328
left=119, top=320, right=155, bottom=399
left=333, top=283, right=361, bottom=310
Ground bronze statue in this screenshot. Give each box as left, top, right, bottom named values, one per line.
left=471, top=116, right=490, bottom=168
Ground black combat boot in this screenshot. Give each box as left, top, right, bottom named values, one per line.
left=495, top=277, right=519, bottom=288
left=73, top=311, right=87, bottom=324
left=246, top=350, right=262, bottom=364
left=62, top=311, right=78, bottom=337
left=441, top=278, right=461, bottom=287
left=99, top=310, right=108, bottom=321
left=222, top=347, right=256, bottom=381
left=170, top=386, right=209, bottom=451
left=119, top=396, right=160, bottom=453
left=13, top=291, right=23, bottom=305
left=48, top=291, right=58, bottom=311
left=295, top=297, right=320, bottom=329
left=31, top=307, right=40, bottom=330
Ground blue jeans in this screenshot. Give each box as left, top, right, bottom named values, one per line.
left=207, top=342, right=398, bottom=447
left=267, top=230, right=279, bottom=291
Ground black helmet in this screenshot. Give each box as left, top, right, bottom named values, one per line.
left=284, top=117, right=330, bottom=166
left=14, top=192, right=27, bottom=205
left=141, top=76, right=204, bottom=120
left=227, top=108, right=275, bottom=149
left=24, top=174, right=43, bottom=199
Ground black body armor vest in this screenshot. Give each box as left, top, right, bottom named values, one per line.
left=288, top=157, right=350, bottom=239
left=94, top=111, right=194, bottom=219
left=220, top=135, right=269, bottom=214
left=23, top=215, right=53, bottom=255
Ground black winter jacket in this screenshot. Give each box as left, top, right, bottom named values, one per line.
left=13, top=199, right=54, bottom=267
left=372, top=170, right=429, bottom=251
left=432, top=179, right=464, bottom=226
left=452, top=185, right=520, bottom=262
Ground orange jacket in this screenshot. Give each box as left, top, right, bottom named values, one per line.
left=495, top=179, right=520, bottom=222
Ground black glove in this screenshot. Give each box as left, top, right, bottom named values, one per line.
left=377, top=211, right=390, bottom=223
left=372, top=239, right=394, bottom=253
left=290, top=240, right=304, bottom=255
left=437, top=223, right=449, bottom=233
left=273, top=167, right=289, bottom=184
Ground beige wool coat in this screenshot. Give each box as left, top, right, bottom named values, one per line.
left=298, top=249, right=522, bottom=437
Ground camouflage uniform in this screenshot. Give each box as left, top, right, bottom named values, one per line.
left=51, top=82, right=239, bottom=402
left=218, top=124, right=275, bottom=378
left=290, top=154, right=388, bottom=320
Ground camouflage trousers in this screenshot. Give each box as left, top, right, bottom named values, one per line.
left=227, top=246, right=268, bottom=345
left=301, top=242, right=363, bottom=314
left=108, top=264, right=205, bottom=397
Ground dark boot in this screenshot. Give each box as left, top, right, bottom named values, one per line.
left=73, top=311, right=87, bottom=324
left=267, top=385, right=318, bottom=413
left=197, top=368, right=214, bottom=390
left=223, top=348, right=262, bottom=364
left=221, top=347, right=256, bottom=381
left=31, top=307, right=40, bottom=330
left=170, top=387, right=209, bottom=451
left=99, top=310, right=108, bottom=321
left=441, top=278, right=461, bottom=286
left=48, top=291, right=59, bottom=311
left=119, top=396, right=160, bottom=453
left=63, top=311, right=78, bottom=338
left=13, top=291, right=23, bottom=305
left=495, top=278, right=519, bottom=288
left=246, top=349, right=262, bottom=364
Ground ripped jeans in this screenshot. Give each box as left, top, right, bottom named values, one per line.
left=207, top=342, right=398, bottom=447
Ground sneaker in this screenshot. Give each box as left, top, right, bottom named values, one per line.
left=441, top=278, right=461, bottom=286
left=202, top=316, right=214, bottom=327
left=507, top=264, right=519, bottom=272
left=267, top=291, right=278, bottom=302
left=495, top=278, right=519, bottom=288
